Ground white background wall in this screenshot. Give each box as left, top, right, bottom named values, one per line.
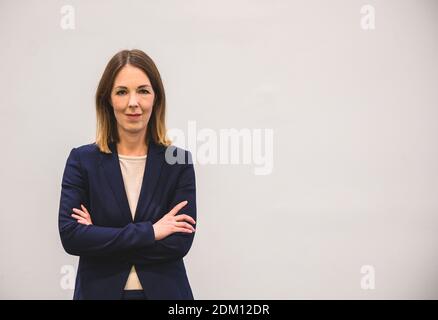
left=1, top=0, right=438, bottom=299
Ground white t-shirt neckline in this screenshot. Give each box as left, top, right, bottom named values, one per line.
left=118, top=154, right=147, bottom=160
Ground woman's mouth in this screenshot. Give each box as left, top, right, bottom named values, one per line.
left=126, top=114, right=142, bottom=120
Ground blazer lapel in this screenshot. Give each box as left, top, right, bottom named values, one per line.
left=99, top=141, right=133, bottom=224
left=134, top=140, right=165, bottom=222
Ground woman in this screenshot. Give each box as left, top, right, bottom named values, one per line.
left=58, top=49, right=197, bottom=300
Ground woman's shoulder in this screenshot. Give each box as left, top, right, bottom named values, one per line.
left=73, top=142, right=100, bottom=154
left=68, top=142, right=102, bottom=163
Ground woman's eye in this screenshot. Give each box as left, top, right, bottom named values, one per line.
left=139, top=89, right=150, bottom=94
left=116, top=90, right=127, bottom=96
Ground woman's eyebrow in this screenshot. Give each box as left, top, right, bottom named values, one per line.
left=114, top=84, right=152, bottom=89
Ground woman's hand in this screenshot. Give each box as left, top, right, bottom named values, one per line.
left=71, top=204, right=93, bottom=225
left=153, top=201, right=196, bottom=241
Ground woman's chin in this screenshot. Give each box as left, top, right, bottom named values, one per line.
left=122, top=125, right=147, bottom=134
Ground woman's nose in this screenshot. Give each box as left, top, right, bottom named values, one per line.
left=128, top=93, right=139, bottom=107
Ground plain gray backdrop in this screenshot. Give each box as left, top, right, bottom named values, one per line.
left=1, top=0, right=438, bottom=299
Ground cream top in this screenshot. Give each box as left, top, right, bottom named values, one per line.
left=118, top=153, right=147, bottom=290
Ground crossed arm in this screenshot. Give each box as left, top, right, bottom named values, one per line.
left=58, top=147, right=197, bottom=265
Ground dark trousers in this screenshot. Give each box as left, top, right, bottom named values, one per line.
left=122, top=290, right=147, bottom=300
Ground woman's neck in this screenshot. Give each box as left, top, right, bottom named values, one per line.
left=117, top=132, right=148, bottom=156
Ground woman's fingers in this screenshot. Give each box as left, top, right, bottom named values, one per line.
left=77, top=218, right=91, bottom=226
left=72, top=206, right=92, bottom=225
left=71, top=213, right=91, bottom=225
left=168, top=201, right=188, bottom=216
left=174, top=227, right=194, bottom=233
left=175, top=214, right=196, bottom=225
left=81, top=204, right=91, bottom=217
left=71, top=214, right=91, bottom=225
left=71, top=213, right=84, bottom=221
left=72, top=208, right=87, bottom=218
left=175, top=221, right=195, bottom=232
left=81, top=204, right=93, bottom=223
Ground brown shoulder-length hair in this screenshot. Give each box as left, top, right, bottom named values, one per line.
left=95, top=49, right=171, bottom=153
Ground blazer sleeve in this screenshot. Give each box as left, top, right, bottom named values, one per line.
left=58, top=147, right=156, bottom=257
left=127, top=158, right=197, bottom=265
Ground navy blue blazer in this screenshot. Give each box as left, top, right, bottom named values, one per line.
left=58, top=140, right=196, bottom=300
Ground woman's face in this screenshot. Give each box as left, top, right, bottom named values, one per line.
left=110, top=64, right=155, bottom=139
